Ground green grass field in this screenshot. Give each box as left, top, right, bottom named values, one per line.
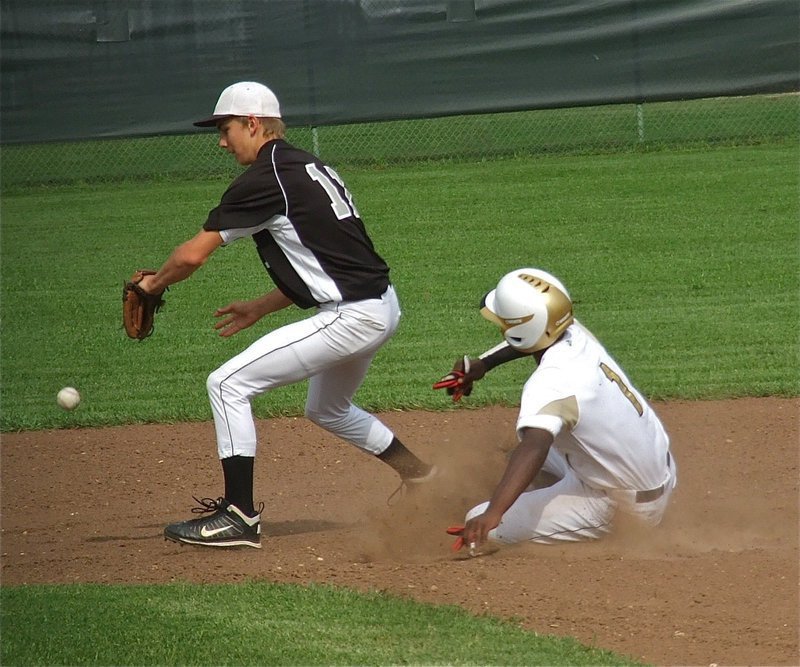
left=0, top=583, right=638, bottom=666
left=1, top=142, right=797, bottom=432
left=1, top=140, right=797, bottom=666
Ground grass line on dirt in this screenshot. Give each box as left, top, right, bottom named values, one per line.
left=0, top=582, right=642, bottom=666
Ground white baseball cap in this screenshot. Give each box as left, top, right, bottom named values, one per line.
left=193, top=81, right=282, bottom=127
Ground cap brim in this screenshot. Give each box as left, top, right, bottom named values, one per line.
left=479, top=289, right=504, bottom=327
left=480, top=289, right=496, bottom=313
left=193, top=114, right=233, bottom=128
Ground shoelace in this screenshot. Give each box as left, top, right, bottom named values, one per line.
left=387, top=465, right=438, bottom=506
left=189, top=496, right=265, bottom=518
left=386, top=481, right=407, bottom=506
left=190, top=496, right=224, bottom=514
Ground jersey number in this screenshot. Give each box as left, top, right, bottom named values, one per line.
left=305, top=163, right=361, bottom=220
left=600, top=362, right=644, bottom=416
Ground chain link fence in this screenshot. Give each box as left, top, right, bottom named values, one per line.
left=1, top=93, right=797, bottom=188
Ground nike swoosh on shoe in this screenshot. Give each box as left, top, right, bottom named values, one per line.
left=200, top=525, right=234, bottom=538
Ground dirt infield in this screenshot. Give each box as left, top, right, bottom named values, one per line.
left=2, top=398, right=798, bottom=666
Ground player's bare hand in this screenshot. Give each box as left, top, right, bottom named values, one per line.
left=214, top=300, right=263, bottom=337
left=136, top=273, right=159, bottom=294
left=446, top=510, right=500, bottom=555
left=433, top=356, right=487, bottom=402
left=463, top=512, right=499, bottom=547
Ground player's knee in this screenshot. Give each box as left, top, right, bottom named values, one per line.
left=207, top=368, right=241, bottom=402
left=206, top=369, right=222, bottom=397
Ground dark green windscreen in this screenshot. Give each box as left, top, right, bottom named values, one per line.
left=1, top=0, right=797, bottom=144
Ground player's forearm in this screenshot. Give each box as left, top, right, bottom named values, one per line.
left=485, top=431, right=552, bottom=517
left=149, top=252, right=201, bottom=291
left=477, top=342, right=528, bottom=372
left=251, top=288, right=294, bottom=316
left=148, top=231, right=223, bottom=292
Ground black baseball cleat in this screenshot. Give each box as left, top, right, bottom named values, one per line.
left=164, top=497, right=262, bottom=549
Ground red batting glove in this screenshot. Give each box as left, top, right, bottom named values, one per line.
left=446, top=524, right=466, bottom=552
left=433, top=356, right=472, bottom=402
left=433, top=370, right=466, bottom=401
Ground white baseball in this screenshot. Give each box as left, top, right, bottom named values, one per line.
left=57, top=387, right=81, bottom=411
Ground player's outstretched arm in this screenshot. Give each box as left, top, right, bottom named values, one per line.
left=458, top=427, right=553, bottom=549
left=137, top=230, right=224, bottom=295
left=433, top=342, right=529, bottom=402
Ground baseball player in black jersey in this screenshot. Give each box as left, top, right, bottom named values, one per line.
left=137, top=81, right=435, bottom=549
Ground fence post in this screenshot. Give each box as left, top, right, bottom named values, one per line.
left=312, top=126, right=320, bottom=157
left=636, top=103, right=645, bottom=143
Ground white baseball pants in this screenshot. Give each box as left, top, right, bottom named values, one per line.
left=466, top=447, right=677, bottom=544
left=207, top=286, right=401, bottom=459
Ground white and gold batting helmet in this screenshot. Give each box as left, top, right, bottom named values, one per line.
left=480, top=268, right=574, bottom=353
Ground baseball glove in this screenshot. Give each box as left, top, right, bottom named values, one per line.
left=122, top=269, right=165, bottom=340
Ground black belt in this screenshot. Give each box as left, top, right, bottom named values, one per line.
left=328, top=283, right=392, bottom=309
left=635, top=486, right=665, bottom=503
left=635, top=451, right=672, bottom=503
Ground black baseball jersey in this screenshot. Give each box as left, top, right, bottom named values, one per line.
left=203, top=139, right=390, bottom=308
